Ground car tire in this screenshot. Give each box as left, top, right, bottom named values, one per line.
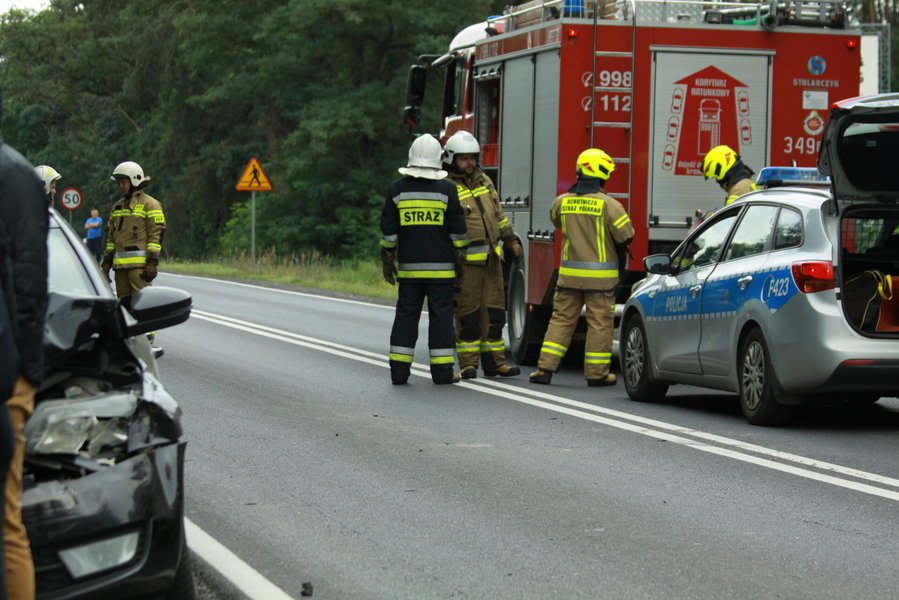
left=165, top=531, right=197, bottom=600
left=622, top=314, right=668, bottom=402
left=738, top=328, right=792, bottom=426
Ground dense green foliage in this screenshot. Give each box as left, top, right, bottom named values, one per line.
left=1, top=0, right=892, bottom=262
left=0, top=0, right=504, bottom=259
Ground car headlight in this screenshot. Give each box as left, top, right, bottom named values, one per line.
left=25, top=393, right=137, bottom=457
left=58, top=530, right=140, bottom=578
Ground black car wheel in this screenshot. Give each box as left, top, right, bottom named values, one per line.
left=738, top=328, right=792, bottom=426
left=622, top=314, right=668, bottom=402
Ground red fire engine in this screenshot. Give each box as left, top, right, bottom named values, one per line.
left=404, top=0, right=866, bottom=363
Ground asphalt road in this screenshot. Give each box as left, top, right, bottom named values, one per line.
left=154, top=273, right=899, bottom=600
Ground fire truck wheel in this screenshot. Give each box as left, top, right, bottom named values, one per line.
left=621, top=314, right=668, bottom=403
left=507, top=257, right=542, bottom=365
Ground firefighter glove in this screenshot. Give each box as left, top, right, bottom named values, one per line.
left=101, top=254, right=113, bottom=280
left=505, top=238, right=523, bottom=259
left=454, top=250, right=466, bottom=288
left=140, top=258, right=158, bottom=282
left=380, top=248, right=397, bottom=286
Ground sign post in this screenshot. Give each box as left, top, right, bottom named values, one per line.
left=59, top=187, right=83, bottom=225
left=235, top=158, right=273, bottom=265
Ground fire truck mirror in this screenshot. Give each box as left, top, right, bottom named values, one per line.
left=406, top=65, right=428, bottom=108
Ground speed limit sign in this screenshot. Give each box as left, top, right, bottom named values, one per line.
left=60, top=187, right=83, bottom=211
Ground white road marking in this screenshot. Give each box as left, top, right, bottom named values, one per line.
left=190, top=309, right=899, bottom=501
left=162, top=272, right=394, bottom=310
left=184, top=518, right=296, bottom=600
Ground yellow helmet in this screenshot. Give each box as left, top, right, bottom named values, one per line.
left=702, top=145, right=738, bottom=181
left=575, top=148, right=615, bottom=180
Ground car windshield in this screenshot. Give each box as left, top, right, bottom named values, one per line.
left=47, top=224, right=97, bottom=296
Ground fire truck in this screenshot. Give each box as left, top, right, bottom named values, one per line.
left=403, top=0, right=874, bottom=364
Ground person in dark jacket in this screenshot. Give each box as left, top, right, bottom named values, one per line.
left=0, top=128, right=48, bottom=600
left=380, top=134, right=468, bottom=385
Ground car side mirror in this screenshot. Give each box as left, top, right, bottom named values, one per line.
left=126, top=286, right=192, bottom=337
left=643, top=254, right=672, bottom=275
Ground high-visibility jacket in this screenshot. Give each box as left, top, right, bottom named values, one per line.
left=724, top=177, right=758, bottom=205
left=104, top=190, right=166, bottom=269
left=549, top=190, right=634, bottom=291
left=447, top=169, right=514, bottom=265
left=380, top=176, right=468, bottom=281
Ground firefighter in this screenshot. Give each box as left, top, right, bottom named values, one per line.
left=380, top=134, right=469, bottom=385
left=529, top=148, right=634, bottom=386
left=702, top=145, right=757, bottom=205
left=443, top=131, right=522, bottom=379
left=101, top=162, right=165, bottom=345
left=34, top=165, right=61, bottom=208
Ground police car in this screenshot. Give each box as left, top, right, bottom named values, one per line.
left=619, top=93, right=899, bottom=425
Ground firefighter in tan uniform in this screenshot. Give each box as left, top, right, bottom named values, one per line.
left=101, top=161, right=165, bottom=309
left=443, top=131, right=522, bottom=379
left=529, top=148, right=634, bottom=386
left=702, top=145, right=757, bottom=205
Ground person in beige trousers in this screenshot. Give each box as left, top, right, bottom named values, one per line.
left=530, top=148, right=634, bottom=387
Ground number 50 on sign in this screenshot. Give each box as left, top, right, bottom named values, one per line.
left=60, top=187, right=83, bottom=211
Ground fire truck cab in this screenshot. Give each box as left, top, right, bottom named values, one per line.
left=404, top=0, right=869, bottom=364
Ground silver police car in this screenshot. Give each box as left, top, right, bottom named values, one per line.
left=620, top=93, right=899, bottom=425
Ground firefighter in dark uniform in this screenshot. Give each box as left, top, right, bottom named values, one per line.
left=529, top=148, right=634, bottom=386
left=380, top=134, right=469, bottom=385
left=702, top=144, right=757, bottom=205
left=443, top=131, right=522, bottom=379
left=101, top=161, right=165, bottom=346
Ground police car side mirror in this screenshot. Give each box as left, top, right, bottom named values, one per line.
left=643, top=254, right=672, bottom=275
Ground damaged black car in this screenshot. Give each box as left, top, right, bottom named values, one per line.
left=23, top=210, right=195, bottom=599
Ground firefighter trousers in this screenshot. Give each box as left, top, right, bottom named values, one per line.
left=4, top=376, right=35, bottom=600
left=454, top=256, right=509, bottom=372
left=389, top=281, right=457, bottom=384
left=114, top=269, right=156, bottom=344
left=537, top=288, right=614, bottom=380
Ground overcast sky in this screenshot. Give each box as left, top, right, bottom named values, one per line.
left=0, top=0, right=49, bottom=13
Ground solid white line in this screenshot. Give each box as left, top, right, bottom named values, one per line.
left=162, top=272, right=394, bottom=310
left=189, top=309, right=899, bottom=501
left=185, top=518, right=296, bottom=600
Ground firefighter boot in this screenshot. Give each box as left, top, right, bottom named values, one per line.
left=529, top=369, right=553, bottom=384
left=460, top=366, right=478, bottom=379
left=390, top=364, right=411, bottom=385
left=484, top=364, right=520, bottom=378
left=587, top=373, right=617, bottom=387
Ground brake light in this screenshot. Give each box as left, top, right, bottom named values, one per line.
left=791, top=261, right=835, bottom=293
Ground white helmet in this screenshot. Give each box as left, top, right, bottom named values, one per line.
left=110, top=161, right=151, bottom=187
left=398, top=134, right=447, bottom=180
left=443, top=131, right=480, bottom=165
left=34, top=165, right=62, bottom=195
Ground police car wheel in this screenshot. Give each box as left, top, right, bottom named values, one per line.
left=622, top=314, right=668, bottom=402
left=738, top=328, right=792, bottom=426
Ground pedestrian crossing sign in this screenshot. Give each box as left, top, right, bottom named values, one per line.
left=236, top=157, right=272, bottom=192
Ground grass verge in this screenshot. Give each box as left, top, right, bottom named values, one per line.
left=164, top=255, right=398, bottom=302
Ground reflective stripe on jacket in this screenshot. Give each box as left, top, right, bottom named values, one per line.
left=448, top=169, right=514, bottom=265
left=549, top=191, right=634, bottom=291
left=379, top=176, right=468, bottom=282
left=105, top=190, right=166, bottom=269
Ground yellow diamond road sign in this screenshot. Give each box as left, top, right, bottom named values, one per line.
left=236, top=157, right=272, bottom=192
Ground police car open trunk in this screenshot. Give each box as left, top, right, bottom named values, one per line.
left=818, top=93, right=899, bottom=334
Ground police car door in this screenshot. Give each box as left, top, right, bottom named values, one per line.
left=651, top=211, right=740, bottom=374
left=698, top=204, right=779, bottom=376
